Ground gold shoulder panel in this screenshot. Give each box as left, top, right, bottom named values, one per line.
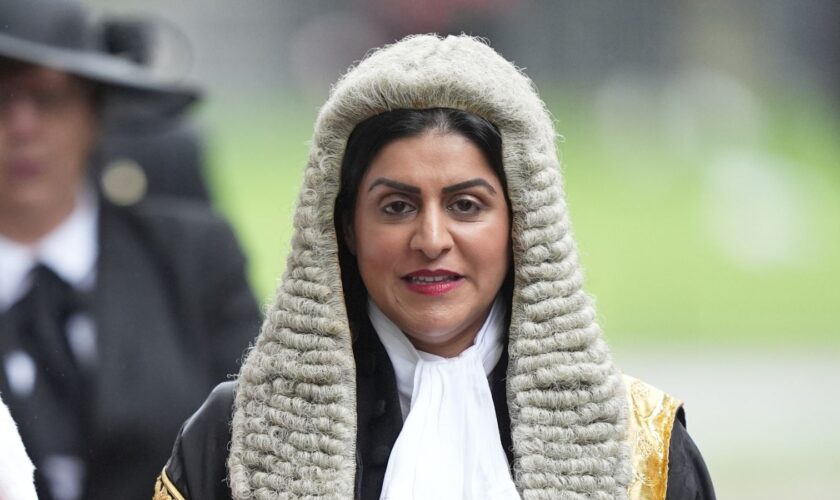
left=622, top=374, right=683, bottom=500
left=153, top=468, right=186, bottom=500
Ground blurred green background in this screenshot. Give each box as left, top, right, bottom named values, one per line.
left=90, top=0, right=840, bottom=497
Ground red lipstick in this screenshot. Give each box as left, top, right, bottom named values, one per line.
left=402, top=269, right=464, bottom=296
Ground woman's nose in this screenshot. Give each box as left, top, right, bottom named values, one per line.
left=409, top=208, right=454, bottom=259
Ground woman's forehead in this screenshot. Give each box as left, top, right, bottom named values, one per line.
left=360, top=132, right=503, bottom=190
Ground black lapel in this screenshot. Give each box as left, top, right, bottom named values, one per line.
left=92, top=202, right=208, bottom=437
left=489, top=342, right=513, bottom=467
left=85, top=200, right=234, bottom=497
left=353, top=316, right=403, bottom=500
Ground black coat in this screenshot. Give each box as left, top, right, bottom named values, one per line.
left=0, top=197, right=261, bottom=500
left=162, top=316, right=715, bottom=500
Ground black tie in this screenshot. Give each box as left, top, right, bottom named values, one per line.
left=14, top=264, right=88, bottom=399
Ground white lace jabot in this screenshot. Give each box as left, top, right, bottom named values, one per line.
left=369, top=296, right=520, bottom=500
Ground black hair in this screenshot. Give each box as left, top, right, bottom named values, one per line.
left=333, top=108, right=512, bottom=335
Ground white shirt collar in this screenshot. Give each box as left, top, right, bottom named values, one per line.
left=369, top=294, right=506, bottom=419
left=0, top=188, right=98, bottom=311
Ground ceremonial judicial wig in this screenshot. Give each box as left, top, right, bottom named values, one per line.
left=0, top=1, right=260, bottom=499
left=156, top=35, right=715, bottom=500
left=228, top=34, right=630, bottom=497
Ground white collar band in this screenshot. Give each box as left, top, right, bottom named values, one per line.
left=369, top=295, right=520, bottom=500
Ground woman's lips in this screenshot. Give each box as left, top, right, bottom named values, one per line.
left=402, top=269, right=464, bottom=296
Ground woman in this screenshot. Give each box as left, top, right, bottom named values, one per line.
left=155, top=35, right=714, bottom=500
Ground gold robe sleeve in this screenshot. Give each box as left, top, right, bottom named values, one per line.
left=153, top=468, right=186, bottom=500
left=623, top=374, right=683, bottom=500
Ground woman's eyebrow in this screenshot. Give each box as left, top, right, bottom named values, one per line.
left=368, top=177, right=420, bottom=193
left=442, top=178, right=497, bottom=195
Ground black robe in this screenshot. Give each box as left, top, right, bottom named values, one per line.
left=162, top=317, right=715, bottom=500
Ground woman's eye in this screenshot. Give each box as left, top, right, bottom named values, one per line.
left=449, top=198, right=482, bottom=215
left=382, top=200, right=415, bottom=215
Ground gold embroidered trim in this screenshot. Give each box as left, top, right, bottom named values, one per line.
left=153, top=467, right=186, bottom=500
left=623, top=374, right=682, bottom=500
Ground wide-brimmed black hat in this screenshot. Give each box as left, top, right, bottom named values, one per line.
left=0, top=0, right=200, bottom=114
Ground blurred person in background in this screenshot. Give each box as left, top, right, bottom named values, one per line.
left=0, top=1, right=261, bottom=499
left=155, top=35, right=714, bottom=500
